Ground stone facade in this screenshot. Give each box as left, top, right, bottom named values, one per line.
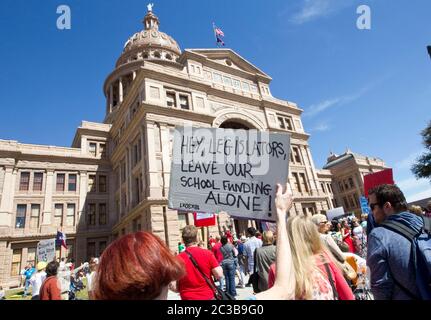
left=323, top=149, right=388, bottom=216
left=0, top=9, right=378, bottom=289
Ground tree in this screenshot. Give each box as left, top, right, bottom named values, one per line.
left=412, top=121, right=431, bottom=179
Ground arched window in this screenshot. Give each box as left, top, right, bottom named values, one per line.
left=165, top=53, right=172, bottom=60
left=154, top=51, right=161, bottom=58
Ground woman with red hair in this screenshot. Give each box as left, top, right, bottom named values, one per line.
left=93, top=232, right=185, bottom=300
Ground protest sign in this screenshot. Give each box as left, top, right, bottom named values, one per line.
left=326, top=207, right=345, bottom=221
left=193, top=212, right=217, bottom=227
left=168, top=127, right=290, bottom=221
left=37, top=239, right=56, bottom=262
left=363, top=168, right=394, bottom=197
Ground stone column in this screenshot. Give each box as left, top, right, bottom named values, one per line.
left=109, top=85, right=113, bottom=112
left=146, top=122, right=162, bottom=198
left=0, top=166, right=16, bottom=231
left=78, top=171, right=87, bottom=228
left=41, top=170, right=54, bottom=233
left=160, top=125, right=171, bottom=198
left=119, top=78, right=124, bottom=104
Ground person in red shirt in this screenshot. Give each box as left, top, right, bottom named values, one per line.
left=225, top=230, right=233, bottom=244
left=175, top=226, right=223, bottom=300
left=39, top=261, right=62, bottom=300
left=208, top=235, right=217, bottom=248
left=211, top=235, right=223, bottom=263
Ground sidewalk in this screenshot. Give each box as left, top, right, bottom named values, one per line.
left=168, top=274, right=255, bottom=300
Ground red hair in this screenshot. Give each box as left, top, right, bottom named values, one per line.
left=93, top=232, right=185, bottom=300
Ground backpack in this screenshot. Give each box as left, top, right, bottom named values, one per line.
left=380, top=216, right=431, bottom=300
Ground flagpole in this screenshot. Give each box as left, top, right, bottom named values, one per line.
left=212, top=22, right=218, bottom=47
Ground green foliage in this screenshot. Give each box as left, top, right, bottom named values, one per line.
left=412, top=121, right=431, bottom=179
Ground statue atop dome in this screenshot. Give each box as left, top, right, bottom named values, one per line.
left=147, top=3, right=154, bottom=12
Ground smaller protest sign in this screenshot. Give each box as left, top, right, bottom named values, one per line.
left=37, top=239, right=56, bottom=262
left=360, top=196, right=370, bottom=215
left=326, top=207, right=345, bottom=221
left=193, top=212, right=217, bottom=227
left=364, top=169, right=394, bottom=197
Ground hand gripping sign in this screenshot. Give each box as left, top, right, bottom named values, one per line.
left=168, top=127, right=290, bottom=222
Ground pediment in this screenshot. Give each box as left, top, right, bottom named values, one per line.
left=187, top=49, right=271, bottom=79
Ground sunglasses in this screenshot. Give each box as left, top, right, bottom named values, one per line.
left=319, top=221, right=329, bottom=224
left=369, top=203, right=380, bottom=210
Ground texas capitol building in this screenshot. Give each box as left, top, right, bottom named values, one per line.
left=0, top=8, right=382, bottom=288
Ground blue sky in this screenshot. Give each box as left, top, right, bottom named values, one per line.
left=0, top=0, right=430, bottom=202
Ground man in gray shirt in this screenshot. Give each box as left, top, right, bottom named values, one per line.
left=243, top=227, right=262, bottom=282
left=255, top=231, right=276, bottom=292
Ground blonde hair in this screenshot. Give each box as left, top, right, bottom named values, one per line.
left=286, top=215, right=340, bottom=299
left=262, top=231, right=274, bottom=245
left=409, top=205, right=423, bottom=216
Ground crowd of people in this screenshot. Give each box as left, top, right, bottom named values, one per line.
left=4, top=184, right=430, bottom=301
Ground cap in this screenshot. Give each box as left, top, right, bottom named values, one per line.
left=37, top=261, right=47, bottom=271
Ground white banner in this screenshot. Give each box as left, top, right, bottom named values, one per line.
left=168, top=127, right=290, bottom=221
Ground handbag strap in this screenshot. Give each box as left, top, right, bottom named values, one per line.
left=321, top=255, right=339, bottom=300
left=185, top=250, right=218, bottom=297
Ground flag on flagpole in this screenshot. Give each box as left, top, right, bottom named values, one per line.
left=56, top=231, right=68, bottom=249
left=212, top=22, right=225, bottom=47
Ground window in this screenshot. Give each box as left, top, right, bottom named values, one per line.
left=321, top=183, right=326, bottom=194
left=11, top=249, right=22, bottom=276
left=99, top=143, right=106, bottom=158
left=27, top=247, right=36, bottom=266
left=133, top=218, right=139, bottom=232
left=250, top=85, right=258, bottom=93
left=292, top=147, right=302, bottom=164
left=190, top=65, right=195, bottom=73
left=166, top=92, right=176, bottom=108
left=223, top=76, right=232, bottom=86
left=89, top=143, right=97, bottom=157
left=99, top=204, right=107, bottom=225
left=99, top=241, right=107, bottom=255
left=15, top=205, right=26, bottom=229
left=56, top=174, right=65, bottom=192
left=344, top=180, right=349, bottom=190
left=338, top=182, right=344, bottom=192
left=178, top=212, right=188, bottom=232
left=88, top=175, right=96, bottom=193
left=87, top=242, right=96, bottom=261
left=179, top=95, right=189, bottom=110
left=54, top=204, right=63, bottom=226
left=99, top=175, right=107, bottom=193
left=348, top=195, right=355, bottom=208
left=327, top=183, right=333, bottom=194
left=88, top=204, right=96, bottom=226
left=66, top=204, right=75, bottom=226
left=213, top=73, right=222, bottom=83
left=135, top=178, right=140, bottom=205
left=30, top=204, right=40, bottom=229
left=68, top=174, right=77, bottom=191
left=343, top=197, right=349, bottom=209
left=33, top=173, right=43, bottom=191
left=242, top=82, right=250, bottom=91
left=121, top=162, right=126, bottom=183
left=19, top=172, right=30, bottom=191
left=349, top=177, right=355, bottom=189
left=277, top=115, right=293, bottom=131
left=292, top=173, right=301, bottom=192
left=196, top=66, right=201, bottom=74
left=233, top=79, right=241, bottom=89
left=299, top=173, right=310, bottom=193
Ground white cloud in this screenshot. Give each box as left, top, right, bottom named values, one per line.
left=406, top=188, right=431, bottom=203
left=304, top=89, right=366, bottom=117
left=397, top=177, right=430, bottom=192
left=310, top=123, right=331, bottom=132
left=290, top=0, right=354, bottom=25
left=394, top=150, right=423, bottom=170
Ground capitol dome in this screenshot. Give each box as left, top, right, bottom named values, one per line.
left=116, top=9, right=182, bottom=67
